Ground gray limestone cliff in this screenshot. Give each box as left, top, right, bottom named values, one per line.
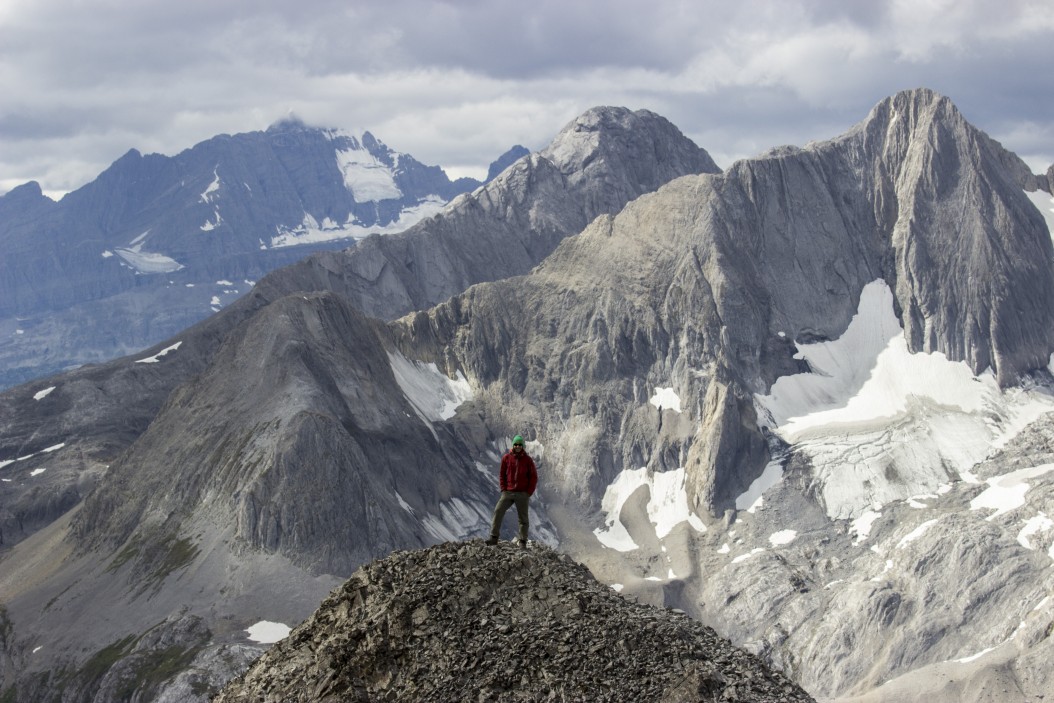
left=397, top=88, right=1054, bottom=517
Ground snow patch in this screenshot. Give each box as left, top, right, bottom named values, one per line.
left=731, top=548, right=766, bottom=564
left=851, top=509, right=882, bottom=546
left=594, top=467, right=706, bottom=552
left=388, top=352, right=473, bottom=424
left=135, top=341, right=183, bottom=364
left=34, top=386, right=55, bottom=400
left=246, top=621, right=290, bottom=644
left=956, top=646, right=996, bottom=664
left=114, top=245, right=184, bottom=274
left=1017, top=513, right=1054, bottom=552
left=649, top=387, right=681, bottom=413
left=735, top=459, right=783, bottom=513
left=896, top=518, right=940, bottom=549
left=269, top=198, right=445, bottom=248
left=336, top=146, right=402, bottom=201
left=970, top=464, right=1054, bottom=520
left=200, top=209, right=223, bottom=231
left=29, top=468, right=46, bottom=477
left=754, top=280, right=1054, bottom=520
left=769, top=529, right=797, bottom=546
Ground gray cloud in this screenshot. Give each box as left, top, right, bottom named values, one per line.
left=0, top=0, right=1051, bottom=196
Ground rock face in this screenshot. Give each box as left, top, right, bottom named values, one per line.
left=69, top=291, right=527, bottom=576
left=0, top=119, right=485, bottom=389
left=215, top=540, right=815, bottom=703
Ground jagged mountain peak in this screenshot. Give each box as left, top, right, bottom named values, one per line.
left=215, top=540, right=816, bottom=703
left=541, top=106, right=720, bottom=179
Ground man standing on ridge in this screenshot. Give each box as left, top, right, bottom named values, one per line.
left=485, top=435, right=538, bottom=547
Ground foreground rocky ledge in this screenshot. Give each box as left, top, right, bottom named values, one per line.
left=214, top=540, right=815, bottom=702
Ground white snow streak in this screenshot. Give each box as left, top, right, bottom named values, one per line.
left=135, top=341, right=183, bottom=364
left=388, top=352, right=473, bottom=425
left=33, top=386, right=55, bottom=400
left=850, top=509, right=882, bottom=546
left=201, top=169, right=220, bottom=203
left=735, top=459, right=783, bottom=513
left=269, top=198, right=445, bottom=248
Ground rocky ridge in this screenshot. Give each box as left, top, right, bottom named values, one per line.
left=214, top=540, right=815, bottom=703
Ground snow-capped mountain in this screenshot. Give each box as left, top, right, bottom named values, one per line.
left=2, top=91, right=1054, bottom=703
left=0, top=119, right=498, bottom=390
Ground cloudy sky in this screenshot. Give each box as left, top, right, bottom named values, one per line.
left=1, top=0, right=1052, bottom=198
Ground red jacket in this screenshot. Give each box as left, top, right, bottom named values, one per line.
left=500, top=450, right=538, bottom=495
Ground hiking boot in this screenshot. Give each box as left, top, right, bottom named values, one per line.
left=485, top=536, right=498, bottom=545
left=517, top=539, right=528, bottom=549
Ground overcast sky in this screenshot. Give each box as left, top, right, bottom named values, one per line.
left=1, top=0, right=1052, bottom=199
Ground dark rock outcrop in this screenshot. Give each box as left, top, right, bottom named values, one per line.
left=488, top=145, right=531, bottom=181
left=214, top=540, right=815, bottom=703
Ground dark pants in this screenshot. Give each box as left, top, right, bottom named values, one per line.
left=489, top=491, right=530, bottom=541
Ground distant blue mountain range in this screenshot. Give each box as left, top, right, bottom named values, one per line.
left=0, top=119, right=523, bottom=388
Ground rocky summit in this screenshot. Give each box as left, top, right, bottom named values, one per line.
left=214, top=540, right=815, bottom=703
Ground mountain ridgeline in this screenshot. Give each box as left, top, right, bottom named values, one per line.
left=1, top=91, right=1054, bottom=702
